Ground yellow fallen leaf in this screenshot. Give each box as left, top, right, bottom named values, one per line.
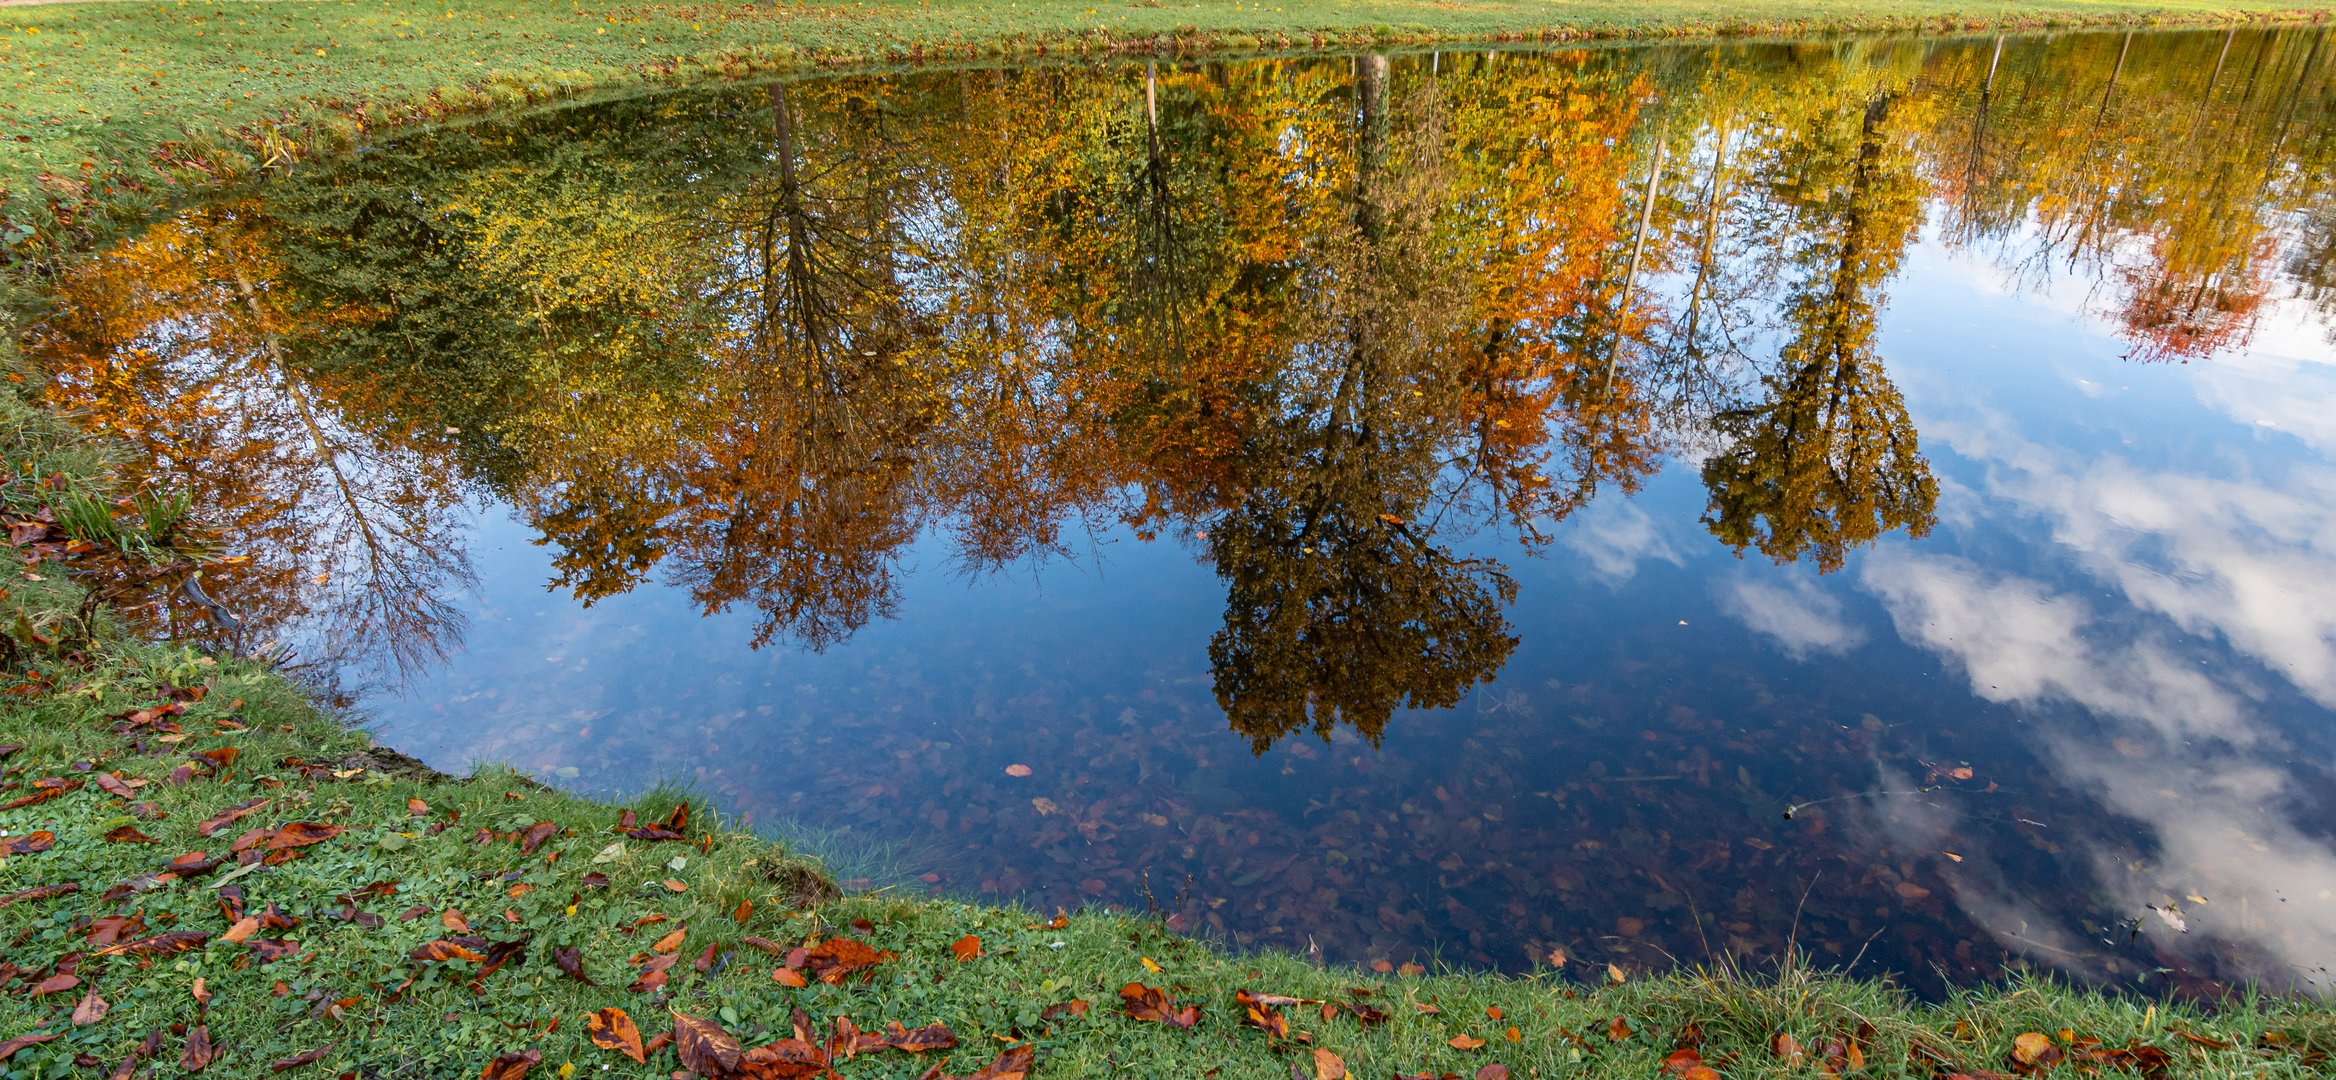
left=1139, top=956, right=1162, bottom=973
left=1031, top=797, right=1059, bottom=816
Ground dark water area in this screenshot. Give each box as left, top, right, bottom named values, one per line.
left=27, top=27, right=2336, bottom=999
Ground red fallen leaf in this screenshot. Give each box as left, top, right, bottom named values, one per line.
left=1773, top=1032, right=1806, bottom=1065
left=30, top=972, right=79, bottom=996
left=651, top=927, right=688, bottom=954
left=1662, top=1048, right=1722, bottom=1080
left=95, top=773, right=137, bottom=799
left=399, top=905, right=431, bottom=922
left=266, top=822, right=343, bottom=849
left=2, top=830, right=55, bottom=854
left=103, top=825, right=156, bottom=844
left=86, top=913, right=147, bottom=946
left=887, top=1022, right=956, bottom=1053
left=619, top=802, right=691, bottom=842
left=771, top=967, right=808, bottom=988
left=1119, top=983, right=1200, bottom=1028
left=694, top=942, right=721, bottom=974
left=1476, top=1066, right=1512, bottom=1080
left=739, top=936, right=787, bottom=956
left=672, top=1010, right=742, bottom=1077
left=580, top=873, right=611, bottom=888
left=0, top=1032, right=60, bottom=1062
left=1609, top=1017, right=1635, bottom=1041
left=738, top=1037, right=825, bottom=1076
left=732, top=899, right=753, bottom=924
left=246, top=938, right=301, bottom=962
left=268, top=1043, right=334, bottom=1071
left=194, top=747, right=239, bottom=772
left=183, top=1026, right=218, bottom=1072
left=553, top=946, right=597, bottom=985
left=588, top=1007, right=646, bottom=1063
left=72, top=987, right=107, bottom=1025
left=1041, top=1000, right=1089, bottom=1021
left=518, top=821, right=558, bottom=856
left=480, top=1049, right=540, bottom=1079
left=166, top=851, right=223, bottom=875
left=951, top=934, right=983, bottom=961
left=410, top=940, right=486, bottom=963
left=195, top=797, right=271, bottom=835
left=95, top=930, right=207, bottom=957
left=804, top=937, right=893, bottom=984
left=0, top=882, right=77, bottom=906
left=443, top=909, right=472, bottom=933
left=966, top=1044, right=1037, bottom=1080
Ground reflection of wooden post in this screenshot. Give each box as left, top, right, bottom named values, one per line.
left=1606, top=135, right=1666, bottom=396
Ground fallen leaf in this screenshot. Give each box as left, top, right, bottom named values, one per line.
left=1476, top=1067, right=1511, bottom=1080
left=671, top=1011, right=742, bottom=1077
left=0, top=1033, right=60, bottom=1062
left=442, top=908, right=471, bottom=933
left=553, top=946, right=597, bottom=985
left=29, top=972, right=78, bottom=996
left=804, top=937, right=892, bottom=984
left=1119, top=982, right=1201, bottom=1028
left=267, top=1043, right=334, bottom=1071
left=1608, top=1018, right=1634, bottom=1042
left=951, top=934, right=983, bottom=962
left=662, top=879, right=687, bottom=893
left=182, top=1026, right=217, bottom=1072
left=1314, top=1048, right=1348, bottom=1080
left=1005, top=764, right=1033, bottom=777
left=966, top=1044, right=1036, bottom=1080
left=887, top=1021, right=957, bottom=1052
left=410, top=940, right=486, bottom=963
left=72, top=987, right=107, bottom=1025
left=731, top=899, right=753, bottom=924
left=1450, top=1035, right=1486, bottom=1050
left=103, top=825, right=156, bottom=843
left=588, top=1007, right=646, bottom=1064
left=2, top=830, right=56, bottom=854
left=195, top=797, right=270, bottom=836
left=652, top=927, right=688, bottom=954
left=266, top=822, right=343, bottom=849
left=2012, top=1032, right=2055, bottom=1066
left=480, top=1049, right=539, bottom=1079
left=1030, top=797, right=1059, bottom=816
left=772, top=967, right=807, bottom=988
left=192, top=977, right=212, bottom=1007
left=518, top=821, right=559, bottom=856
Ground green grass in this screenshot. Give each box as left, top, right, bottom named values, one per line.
left=2, top=0, right=2334, bottom=262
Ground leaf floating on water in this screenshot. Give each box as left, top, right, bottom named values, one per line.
left=1004, top=763, right=1032, bottom=777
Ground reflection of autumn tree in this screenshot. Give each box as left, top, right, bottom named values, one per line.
left=1701, top=90, right=1938, bottom=572
left=30, top=207, right=473, bottom=681
left=1203, top=58, right=1518, bottom=751
left=660, top=84, right=939, bottom=650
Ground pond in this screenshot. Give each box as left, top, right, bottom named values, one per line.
left=26, top=25, right=2336, bottom=999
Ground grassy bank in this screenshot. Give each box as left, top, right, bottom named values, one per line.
left=2, top=0, right=2335, bottom=263
left=3, top=0, right=2336, bottom=1076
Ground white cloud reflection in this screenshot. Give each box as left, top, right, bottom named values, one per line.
left=1559, top=497, right=1682, bottom=585
left=1714, top=573, right=1865, bottom=659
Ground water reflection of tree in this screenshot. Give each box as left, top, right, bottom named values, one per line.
left=33, top=208, right=473, bottom=683
left=1203, top=58, right=1519, bottom=751
left=1700, top=89, right=1938, bottom=572
left=36, top=31, right=2336, bottom=745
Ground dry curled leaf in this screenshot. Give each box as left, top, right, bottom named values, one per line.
left=1119, top=982, right=1201, bottom=1029
left=671, top=1010, right=742, bottom=1077
left=480, top=1049, right=539, bottom=1079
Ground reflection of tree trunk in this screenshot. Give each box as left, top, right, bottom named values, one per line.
left=2190, top=28, right=2237, bottom=139
left=1681, top=123, right=1730, bottom=349
left=1605, top=135, right=1666, bottom=396
left=230, top=268, right=398, bottom=607
left=1139, top=60, right=1188, bottom=369
left=1333, top=55, right=1391, bottom=441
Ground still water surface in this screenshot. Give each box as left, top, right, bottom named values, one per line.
left=30, top=26, right=2336, bottom=998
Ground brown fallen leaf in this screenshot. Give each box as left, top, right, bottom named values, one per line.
left=1313, top=1048, right=1347, bottom=1080
left=182, top=1026, right=217, bottom=1072
left=2, top=830, right=56, bottom=855
left=268, top=1043, right=334, bottom=1072
left=771, top=967, right=807, bottom=988
left=192, top=977, right=212, bottom=1008
left=804, top=937, right=892, bottom=984
left=1608, top=1017, right=1634, bottom=1041
left=651, top=927, right=688, bottom=954
left=671, top=1010, right=742, bottom=1077
left=553, top=946, right=597, bottom=985
left=887, top=1021, right=957, bottom=1053
left=222, top=917, right=262, bottom=944
left=410, top=940, right=487, bottom=963
left=517, top=820, right=558, bottom=856
left=588, top=1007, right=646, bottom=1064
left=0, top=1033, right=60, bottom=1062
left=72, top=987, right=107, bottom=1025
left=442, top=908, right=471, bottom=933
left=1476, top=1066, right=1512, bottom=1080
left=966, top=1044, right=1036, bottom=1080
left=1004, top=764, right=1033, bottom=777
left=28, top=972, right=78, bottom=997
left=407, top=798, right=429, bottom=816
left=480, top=1049, right=540, bottom=1079
left=662, top=879, right=687, bottom=893
left=1449, top=1035, right=1486, bottom=1050
left=951, top=934, right=983, bottom=962
left=102, top=825, right=157, bottom=844
left=194, top=797, right=270, bottom=836
left=1119, top=982, right=1200, bottom=1028
left=731, top=899, right=753, bottom=924
left=265, top=822, right=343, bottom=849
